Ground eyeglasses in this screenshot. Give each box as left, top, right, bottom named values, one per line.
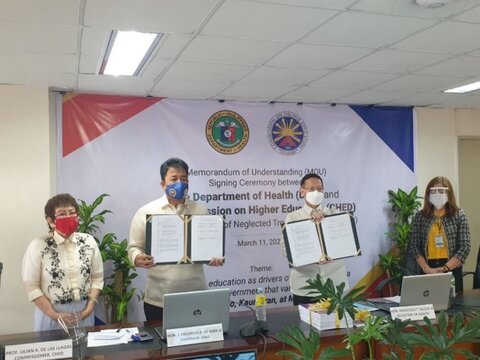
left=429, top=187, right=448, bottom=194
left=54, top=209, right=77, bottom=218
left=302, top=186, right=324, bottom=192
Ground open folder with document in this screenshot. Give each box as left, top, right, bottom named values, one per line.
left=282, top=212, right=360, bottom=267
left=146, top=214, right=225, bottom=264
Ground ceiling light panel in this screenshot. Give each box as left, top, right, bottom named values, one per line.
left=100, top=30, right=162, bottom=76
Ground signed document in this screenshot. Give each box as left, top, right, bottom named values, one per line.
left=190, top=215, right=225, bottom=262
left=320, top=213, right=360, bottom=259
left=148, top=215, right=185, bottom=264
left=146, top=214, right=225, bottom=264
left=284, top=219, right=324, bottom=267
left=282, top=212, right=360, bottom=267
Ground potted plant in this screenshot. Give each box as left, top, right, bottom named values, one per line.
left=277, top=292, right=480, bottom=359
left=377, top=311, right=480, bottom=359
left=276, top=276, right=397, bottom=359
left=77, top=193, right=137, bottom=323
left=379, top=187, right=422, bottom=295
left=348, top=314, right=390, bottom=359
left=379, top=317, right=414, bottom=359
left=276, top=325, right=350, bottom=360
left=293, top=275, right=366, bottom=359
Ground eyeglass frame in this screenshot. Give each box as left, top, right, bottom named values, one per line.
left=301, top=186, right=324, bottom=192
left=54, top=208, right=78, bottom=218
left=429, top=187, right=448, bottom=195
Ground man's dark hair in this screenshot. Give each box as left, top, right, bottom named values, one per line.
left=160, top=158, right=189, bottom=180
left=300, top=173, right=323, bottom=187
left=44, top=193, right=79, bottom=227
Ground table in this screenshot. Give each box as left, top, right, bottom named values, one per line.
left=0, top=306, right=365, bottom=360
left=2, top=291, right=480, bottom=360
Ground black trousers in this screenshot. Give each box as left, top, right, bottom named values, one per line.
left=144, top=302, right=164, bottom=321
left=426, top=258, right=463, bottom=292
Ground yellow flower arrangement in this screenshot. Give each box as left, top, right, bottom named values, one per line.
left=309, top=298, right=332, bottom=311
left=354, top=309, right=370, bottom=322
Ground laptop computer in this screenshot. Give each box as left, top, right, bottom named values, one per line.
left=155, top=288, right=230, bottom=340
left=185, top=350, right=257, bottom=359
left=368, top=273, right=452, bottom=312
left=400, top=273, right=452, bottom=311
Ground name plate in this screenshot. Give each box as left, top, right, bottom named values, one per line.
left=390, top=304, right=436, bottom=321
left=166, top=323, right=224, bottom=348
left=5, top=339, right=72, bottom=360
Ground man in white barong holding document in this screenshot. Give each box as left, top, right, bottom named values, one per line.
left=281, top=173, right=349, bottom=305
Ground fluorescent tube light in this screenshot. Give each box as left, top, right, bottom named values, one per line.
left=444, top=81, right=480, bottom=94
left=100, top=30, right=162, bottom=76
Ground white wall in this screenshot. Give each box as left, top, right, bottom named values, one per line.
left=1, top=87, right=479, bottom=334
left=415, top=107, right=458, bottom=194
left=456, top=108, right=480, bottom=137
left=0, top=85, right=51, bottom=334
left=456, top=109, right=480, bottom=276
left=458, top=138, right=480, bottom=279
left=415, top=107, right=480, bottom=196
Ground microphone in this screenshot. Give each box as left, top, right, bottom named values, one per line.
left=232, top=301, right=268, bottom=337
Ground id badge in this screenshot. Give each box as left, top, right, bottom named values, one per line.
left=434, top=234, right=445, bottom=248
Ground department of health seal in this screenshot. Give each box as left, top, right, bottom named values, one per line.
left=206, top=110, right=249, bottom=155
left=267, top=111, right=307, bottom=155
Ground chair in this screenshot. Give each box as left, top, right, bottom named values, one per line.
left=375, top=255, right=421, bottom=297
left=375, top=276, right=401, bottom=297
left=463, top=246, right=480, bottom=289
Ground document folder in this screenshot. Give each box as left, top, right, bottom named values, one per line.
left=282, top=212, right=360, bottom=267
left=146, top=214, right=225, bottom=264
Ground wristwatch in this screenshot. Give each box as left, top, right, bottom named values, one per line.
left=443, top=264, right=450, bottom=273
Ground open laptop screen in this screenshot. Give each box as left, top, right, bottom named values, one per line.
left=368, top=272, right=452, bottom=313
left=158, top=288, right=230, bottom=339
left=400, top=272, right=452, bottom=311
left=185, top=350, right=257, bottom=359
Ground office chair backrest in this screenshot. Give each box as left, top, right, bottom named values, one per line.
left=474, top=252, right=480, bottom=289
left=463, top=245, right=480, bottom=289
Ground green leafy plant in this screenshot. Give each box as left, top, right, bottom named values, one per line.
left=381, top=317, right=414, bottom=360
left=276, top=326, right=349, bottom=360
left=349, top=315, right=390, bottom=360
left=378, top=252, right=402, bottom=296
left=276, top=274, right=480, bottom=360
left=403, top=311, right=480, bottom=359
left=77, top=193, right=137, bottom=323
left=302, top=275, right=366, bottom=360
left=380, top=187, right=422, bottom=294
left=303, top=275, right=365, bottom=325
left=99, top=234, right=137, bottom=323
left=77, top=193, right=112, bottom=240
left=388, top=187, right=422, bottom=225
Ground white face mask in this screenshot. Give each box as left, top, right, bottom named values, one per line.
left=430, top=193, right=447, bottom=209
left=305, top=191, right=324, bottom=206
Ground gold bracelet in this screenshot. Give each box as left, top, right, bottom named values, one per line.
left=89, top=297, right=99, bottom=305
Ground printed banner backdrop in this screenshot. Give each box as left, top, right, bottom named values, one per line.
left=57, top=94, right=416, bottom=321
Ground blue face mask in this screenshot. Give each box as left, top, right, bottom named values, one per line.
left=165, top=181, right=188, bottom=200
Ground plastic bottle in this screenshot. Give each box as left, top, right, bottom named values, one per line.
left=255, top=287, right=267, bottom=322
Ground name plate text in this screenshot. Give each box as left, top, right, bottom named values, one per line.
left=390, top=304, right=436, bottom=321
left=166, top=323, right=223, bottom=347
left=5, top=339, right=73, bottom=360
